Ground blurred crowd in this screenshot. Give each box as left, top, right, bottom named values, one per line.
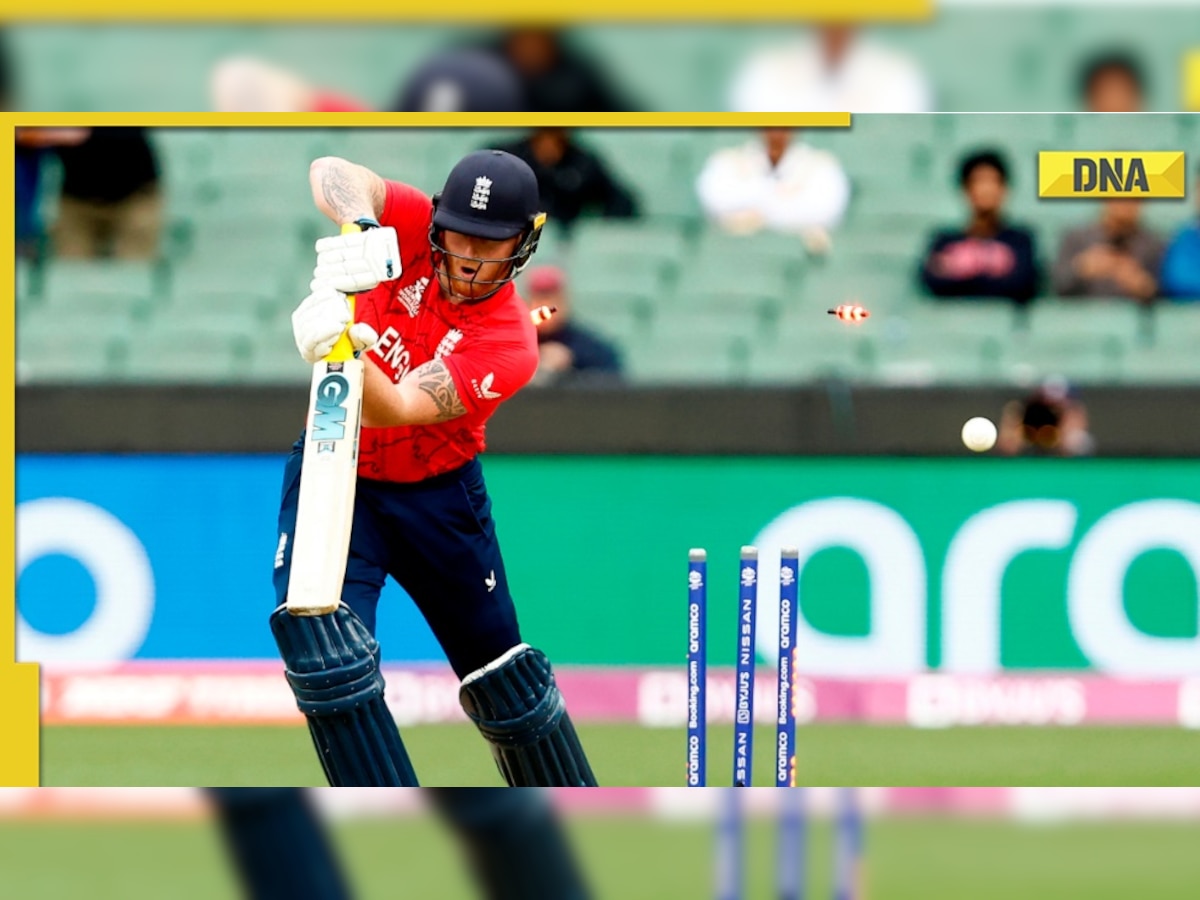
left=10, top=21, right=1199, bottom=398
left=15, top=118, right=1199, bottom=391
left=0, top=7, right=1196, bottom=114
left=16, top=127, right=162, bottom=262
left=692, top=127, right=1198, bottom=307
left=916, top=150, right=1199, bottom=306
left=201, top=25, right=1186, bottom=116
left=210, top=28, right=639, bottom=114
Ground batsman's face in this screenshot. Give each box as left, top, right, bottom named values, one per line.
left=439, top=230, right=521, bottom=301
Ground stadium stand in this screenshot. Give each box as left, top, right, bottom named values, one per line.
left=8, top=9, right=1200, bottom=112
left=15, top=117, right=1200, bottom=387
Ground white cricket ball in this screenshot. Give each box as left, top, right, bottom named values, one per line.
left=961, top=416, right=997, bottom=452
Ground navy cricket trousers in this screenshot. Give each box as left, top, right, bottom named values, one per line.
left=273, top=443, right=522, bottom=680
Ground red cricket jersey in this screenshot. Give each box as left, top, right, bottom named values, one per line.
left=350, top=180, right=538, bottom=484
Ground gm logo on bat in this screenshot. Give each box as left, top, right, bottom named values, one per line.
left=311, top=366, right=350, bottom=453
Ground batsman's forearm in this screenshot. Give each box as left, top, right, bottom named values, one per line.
left=310, top=156, right=386, bottom=224
left=361, top=357, right=411, bottom=428
left=361, top=357, right=468, bottom=427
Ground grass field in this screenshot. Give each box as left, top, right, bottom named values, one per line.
left=41, top=723, right=1200, bottom=786
left=1, top=816, right=1197, bottom=899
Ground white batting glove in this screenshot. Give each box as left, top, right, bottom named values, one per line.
left=292, top=284, right=380, bottom=364
left=312, top=225, right=401, bottom=294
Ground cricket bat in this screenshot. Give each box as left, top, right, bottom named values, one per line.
left=286, top=222, right=366, bottom=616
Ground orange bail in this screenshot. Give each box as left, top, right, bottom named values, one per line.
left=827, top=304, right=871, bottom=323
left=530, top=305, right=559, bottom=326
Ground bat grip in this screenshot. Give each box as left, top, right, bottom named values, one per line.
left=324, top=221, right=361, bottom=363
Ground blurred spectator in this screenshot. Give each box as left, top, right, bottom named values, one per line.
left=1160, top=163, right=1200, bottom=300
left=494, top=128, right=638, bottom=232
left=480, top=28, right=636, bottom=112
left=1051, top=200, right=1166, bottom=303
left=523, top=265, right=623, bottom=386
left=0, top=28, right=11, bottom=111
left=211, top=36, right=554, bottom=114
left=212, top=50, right=524, bottom=113
left=1079, top=50, right=1146, bottom=112
left=729, top=24, right=933, bottom=113
left=996, top=380, right=1095, bottom=457
left=919, top=149, right=1040, bottom=306
left=15, top=128, right=90, bottom=260
left=210, top=56, right=369, bottom=113
left=14, top=141, right=38, bottom=259
left=696, top=128, right=849, bottom=250
left=392, top=47, right=525, bottom=112
left=51, top=127, right=163, bottom=260
left=5, top=32, right=39, bottom=261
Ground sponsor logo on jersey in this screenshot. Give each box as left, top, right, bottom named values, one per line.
left=375, top=327, right=412, bottom=379
left=472, top=372, right=502, bottom=401
left=396, top=276, right=429, bottom=318
left=435, top=328, right=464, bottom=360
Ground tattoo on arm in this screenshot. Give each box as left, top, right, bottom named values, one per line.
left=368, top=175, right=386, bottom=219
left=320, top=165, right=368, bottom=222
left=414, top=360, right=467, bottom=421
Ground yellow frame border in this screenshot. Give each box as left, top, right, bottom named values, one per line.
left=3, top=0, right=931, bottom=21
left=2, top=125, right=37, bottom=787
left=3, top=111, right=850, bottom=787
left=11, top=113, right=851, bottom=128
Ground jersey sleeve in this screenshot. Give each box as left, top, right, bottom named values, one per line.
left=441, top=332, right=538, bottom=416
left=381, top=180, right=432, bottom=232
left=379, top=180, right=434, bottom=282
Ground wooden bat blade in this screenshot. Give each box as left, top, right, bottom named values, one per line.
left=286, top=357, right=365, bottom=615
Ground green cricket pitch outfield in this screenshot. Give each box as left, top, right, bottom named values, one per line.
left=41, top=723, right=1200, bottom=786
left=1, top=816, right=1198, bottom=900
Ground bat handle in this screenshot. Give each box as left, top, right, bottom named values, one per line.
left=324, top=221, right=361, bottom=363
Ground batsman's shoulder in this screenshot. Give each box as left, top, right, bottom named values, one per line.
left=380, top=179, right=434, bottom=230
left=465, top=296, right=538, bottom=376
left=502, top=288, right=539, bottom=344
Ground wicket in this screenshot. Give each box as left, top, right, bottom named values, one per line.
left=715, top=788, right=865, bottom=900
left=691, top=547, right=864, bottom=897
left=734, top=547, right=758, bottom=787
left=688, top=545, right=801, bottom=788
left=687, top=549, right=708, bottom=788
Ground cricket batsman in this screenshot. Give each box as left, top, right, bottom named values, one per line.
left=269, top=148, right=597, bottom=787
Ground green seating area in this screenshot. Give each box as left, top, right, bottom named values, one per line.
left=15, top=118, right=1200, bottom=386
left=8, top=9, right=1200, bottom=112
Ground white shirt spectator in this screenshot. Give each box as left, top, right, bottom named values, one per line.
left=696, top=133, right=851, bottom=238
left=729, top=29, right=934, bottom=114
